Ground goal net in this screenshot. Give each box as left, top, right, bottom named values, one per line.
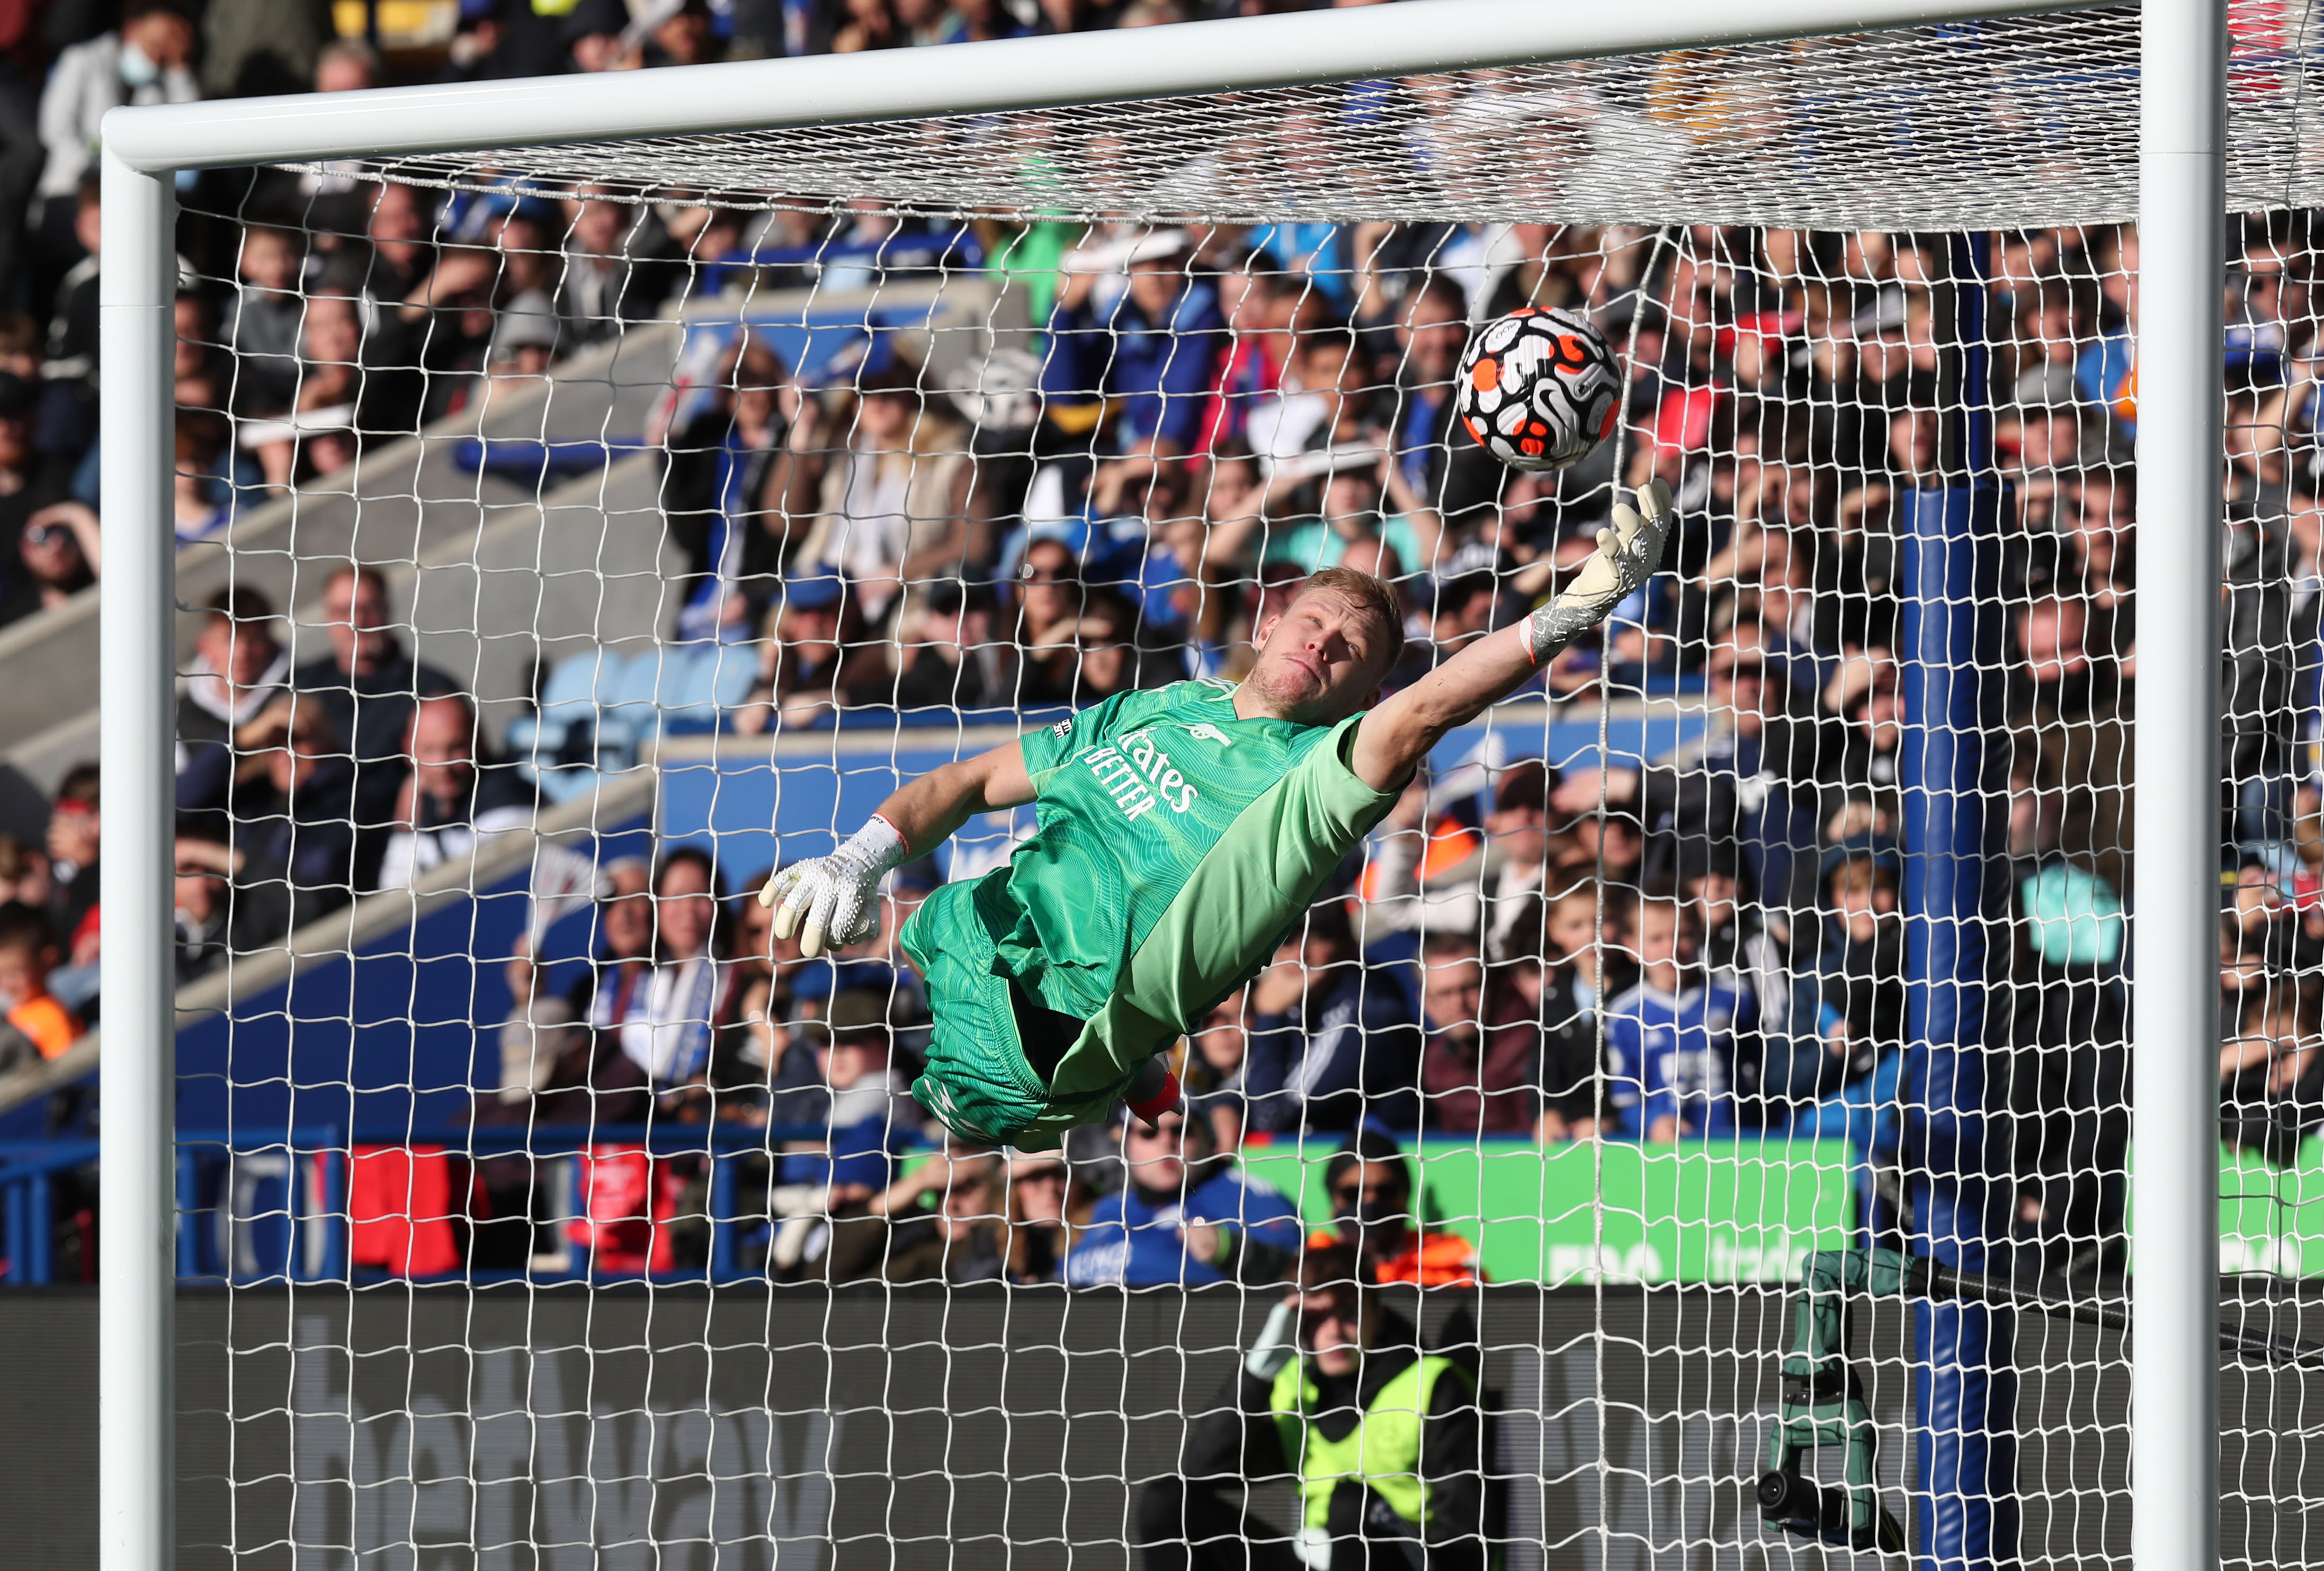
left=80, top=3, right=2324, bottom=1567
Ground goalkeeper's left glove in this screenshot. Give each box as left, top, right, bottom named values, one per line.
left=1523, top=478, right=1676, bottom=666
left=759, top=814, right=909, bottom=958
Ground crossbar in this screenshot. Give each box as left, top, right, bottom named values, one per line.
left=100, top=0, right=2103, bottom=173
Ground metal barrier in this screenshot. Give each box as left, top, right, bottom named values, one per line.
left=4, top=1122, right=891, bottom=1286
left=0, top=1138, right=97, bottom=1283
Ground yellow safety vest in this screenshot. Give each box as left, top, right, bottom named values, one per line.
left=1268, top=1352, right=1472, bottom=1532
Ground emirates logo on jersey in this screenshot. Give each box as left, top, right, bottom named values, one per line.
left=1083, top=728, right=1200, bottom=821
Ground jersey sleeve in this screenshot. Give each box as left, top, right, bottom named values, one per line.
left=1016, top=689, right=1142, bottom=792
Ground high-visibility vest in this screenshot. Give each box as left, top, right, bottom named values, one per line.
left=1268, top=1352, right=1473, bottom=1532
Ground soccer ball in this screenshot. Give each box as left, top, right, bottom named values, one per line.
left=1455, top=307, right=1622, bottom=472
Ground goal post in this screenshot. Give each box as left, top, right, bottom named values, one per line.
left=94, top=2, right=2232, bottom=1568
left=2135, top=7, right=2225, bottom=1571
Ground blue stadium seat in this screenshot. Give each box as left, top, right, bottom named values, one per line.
left=655, top=642, right=758, bottom=734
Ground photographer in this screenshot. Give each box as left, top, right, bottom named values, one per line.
left=1136, top=1244, right=1486, bottom=1570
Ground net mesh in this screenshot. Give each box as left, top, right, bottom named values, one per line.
left=63, top=5, right=2324, bottom=1567
left=325, top=3, right=2324, bottom=228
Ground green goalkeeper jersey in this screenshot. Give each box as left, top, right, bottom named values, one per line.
left=978, top=678, right=1398, bottom=1111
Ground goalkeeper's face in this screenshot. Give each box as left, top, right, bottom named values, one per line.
left=1245, top=590, right=1392, bottom=724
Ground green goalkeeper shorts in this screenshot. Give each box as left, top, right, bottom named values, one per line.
left=898, top=878, right=1130, bottom=1150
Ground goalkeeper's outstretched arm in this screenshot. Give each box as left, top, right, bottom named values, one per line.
left=1349, top=480, right=1673, bottom=793
left=761, top=742, right=1034, bottom=956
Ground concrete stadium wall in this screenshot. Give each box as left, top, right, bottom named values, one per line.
left=9, top=1283, right=2308, bottom=1571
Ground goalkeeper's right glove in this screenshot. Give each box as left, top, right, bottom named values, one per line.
left=759, top=814, right=909, bottom=958
left=1523, top=478, right=1675, bottom=666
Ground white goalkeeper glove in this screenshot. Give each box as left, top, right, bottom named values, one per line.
left=758, top=814, right=909, bottom=959
left=1524, top=478, right=1676, bottom=666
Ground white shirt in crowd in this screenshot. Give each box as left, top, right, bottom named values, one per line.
left=38, top=32, right=200, bottom=201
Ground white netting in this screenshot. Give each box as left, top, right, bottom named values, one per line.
left=328, top=4, right=2324, bottom=228
left=17, top=6, right=2323, bottom=1568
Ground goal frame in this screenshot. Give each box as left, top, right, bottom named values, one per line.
left=95, top=1, right=2223, bottom=1566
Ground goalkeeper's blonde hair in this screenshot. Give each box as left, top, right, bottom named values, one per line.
left=1299, top=565, right=1406, bottom=677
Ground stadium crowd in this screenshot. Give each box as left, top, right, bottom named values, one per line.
left=0, top=0, right=2315, bottom=1289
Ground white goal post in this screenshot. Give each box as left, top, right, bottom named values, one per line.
left=95, top=2, right=2224, bottom=1568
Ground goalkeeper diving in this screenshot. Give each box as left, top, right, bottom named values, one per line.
left=759, top=482, right=1675, bottom=1151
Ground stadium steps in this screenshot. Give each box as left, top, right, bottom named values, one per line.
left=0, top=766, right=657, bottom=1123
left=0, top=319, right=684, bottom=755
left=3, top=273, right=1008, bottom=761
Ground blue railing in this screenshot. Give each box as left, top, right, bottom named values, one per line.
left=0, top=1139, right=97, bottom=1283
left=2, top=1123, right=927, bottom=1286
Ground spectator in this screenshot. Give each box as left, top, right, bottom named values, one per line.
left=1369, top=759, right=1558, bottom=960
left=494, top=855, right=656, bottom=1124
left=1603, top=889, right=1746, bottom=1142
left=2221, top=985, right=2324, bottom=1167
left=1133, top=1242, right=1486, bottom=1571
left=1308, top=1127, right=1483, bottom=1286
left=174, top=292, right=229, bottom=407
left=361, top=181, right=436, bottom=306
left=173, top=834, right=233, bottom=984
left=1687, top=844, right=1805, bottom=1114
left=17, top=501, right=97, bottom=612
left=2008, top=818, right=2129, bottom=1268
left=559, top=190, right=682, bottom=344
left=1243, top=902, right=1422, bottom=1135
left=480, top=290, right=561, bottom=390
left=663, top=335, right=796, bottom=642
left=1536, top=884, right=1623, bottom=1137
left=312, top=35, right=379, bottom=93
left=294, top=562, right=462, bottom=845
left=734, top=572, right=895, bottom=733
left=34, top=0, right=197, bottom=294
left=46, top=760, right=100, bottom=949
left=1814, top=647, right=1902, bottom=842
left=1053, top=591, right=1168, bottom=705
left=1183, top=992, right=1249, bottom=1151
left=779, top=360, right=973, bottom=630
left=1247, top=325, right=1373, bottom=473
left=1415, top=929, right=1543, bottom=1139
left=1199, top=266, right=1285, bottom=454
left=1010, top=537, right=1097, bottom=702
left=260, top=289, right=422, bottom=481
left=40, top=176, right=100, bottom=462
left=375, top=693, right=537, bottom=891
left=1001, top=1153, right=1071, bottom=1284
left=0, top=372, right=58, bottom=624
left=820, top=1145, right=1004, bottom=1284
left=2006, top=589, right=2130, bottom=890
left=202, top=0, right=332, bottom=96
left=1378, top=276, right=1491, bottom=525
left=222, top=225, right=308, bottom=416
left=1257, top=467, right=1431, bottom=582
left=176, top=586, right=291, bottom=832
left=0, top=899, right=81, bottom=1064
left=1041, top=229, right=1223, bottom=460
left=1065, top=1108, right=1301, bottom=1287
left=893, top=581, right=1013, bottom=711
left=1695, top=648, right=1822, bottom=928
left=642, top=0, right=725, bottom=66
left=795, top=985, right=924, bottom=1133
left=604, top=847, right=734, bottom=1092
left=0, top=836, right=53, bottom=914
left=1785, top=837, right=1904, bottom=1137
left=2078, top=227, right=2138, bottom=444
left=172, top=695, right=356, bottom=951
left=1556, top=769, right=1645, bottom=889
left=0, top=70, right=39, bottom=318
